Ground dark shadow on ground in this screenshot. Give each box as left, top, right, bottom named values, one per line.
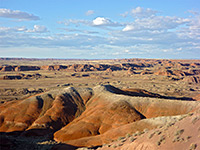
left=104, top=84, right=195, bottom=101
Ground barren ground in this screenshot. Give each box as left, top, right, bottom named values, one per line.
left=0, top=58, right=200, bottom=150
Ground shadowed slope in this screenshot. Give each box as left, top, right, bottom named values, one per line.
left=0, top=87, right=93, bottom=136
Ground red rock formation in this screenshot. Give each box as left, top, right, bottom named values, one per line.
left=0, top=66, right=15, bottom=71
left=0, top=73, right=42, bottom=80
left=53, top=85, right=199, bottom=147
left=0, top=87, right=92, bottom=135
left=105, top=68, right=113, bottom=72
left=14, top=66, right=40, bottom=71
left=172, top=70, right=187, bottom=77
left=193, top=94, right=200, bottom=101
left=0, top=75, right=22, bottom=80
left=126, top=68, right=137, bottom=75
left=187, top=69, right=200, bottom=75
left=154, top=69, right=173, bottom=76
left=140, top=70, right=153, bottom=75
left=0, top=85, right=199, bottom=148
left=183, top=76, right=200, bottom=83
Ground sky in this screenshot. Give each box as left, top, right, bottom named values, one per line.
left=0, top=0, right=200, bottom=59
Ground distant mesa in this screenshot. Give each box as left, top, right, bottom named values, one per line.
left=0, top=60, right=200, bottom=83
left=0, top=63, right=147, bottom=72
left=0, top=73, right=43, bottom=80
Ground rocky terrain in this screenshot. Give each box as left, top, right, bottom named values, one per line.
left=0, top=58, right=200, bottom=150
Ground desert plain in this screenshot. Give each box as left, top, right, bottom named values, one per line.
left=0, top=58, right=200, bottom=150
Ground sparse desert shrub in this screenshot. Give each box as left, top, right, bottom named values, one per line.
left=174, top=129, right=184, bottom=136
left=172, top=136, right=179, bottom=143
left=188, top=112, right=194, bottom=116
left=166, top=122, right=175, bottom=128
left=126, top=133, right=131, bottom=138
left=173, top=136, right=184, bottom=143
left=116, top=143, right=123, bottom=147
left=132, top=133, right=137, bottom=136
left=156, top=135, right=165, bottom=146
left=135, top=131, right=144, bottom=136
left=129, top=137, right=136, bottom=142
left=143, top=128, right=149, bottom=133
left=191, top=116, right=200, bottom=124
left=107, top=144, right=111, bottom=147
left=189, top=143, right=197, bottom=150
left=178, top=115, right=187, bottom=121
left=148, top=132, right=155, bottom=139
left=186, top=136, right=192, bottom=140
left=111, top=144, right=117, bottom=148
left=118, top=136, right=126, bottom=141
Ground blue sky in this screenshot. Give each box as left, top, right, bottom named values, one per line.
left=0, top=0, right=200, bottom=59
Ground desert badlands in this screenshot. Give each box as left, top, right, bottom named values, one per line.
left=0, top=58, right=200, bottom=150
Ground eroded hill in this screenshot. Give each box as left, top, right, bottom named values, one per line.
left=0, top=85, right=200, bottom=150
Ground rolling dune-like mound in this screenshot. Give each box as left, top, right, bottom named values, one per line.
left=53, top=85, right=199, bottom=147
left=97, top=111, right=200, bottom=150
left=0, top=85, right=199, bottom=149
left=0, top=87, right=92, bottom=135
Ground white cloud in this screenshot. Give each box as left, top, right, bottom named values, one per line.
left=60, top=17, right=121, bottom=29
left=92, top=17, right=112, bottom=26
left=26, top=25, right=48, bottom=33
left=124, top=49, right=130, bottom=53
left=58, top=19, right=91, bottom=26
left=120, top=11, right=129, bottom=18
left=122, top=25, right=134, bottom=31
left=1, top=26, right=27, bottom=32
left=122, top=16, right=190, bottom=32
left=0, top=8, right=40, bottom=20
left=0, top=25, right=48, bottom=34
left=131, top=7, right=157, bottom=18
left=86, top=10, right=95, bottom=16
left=92, top=17, right=122, bottom=27
left=1, top=7, right=200, bottom=59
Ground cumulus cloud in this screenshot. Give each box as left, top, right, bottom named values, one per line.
left=59, top=17, right=121, bottom=29
left=120, top=7, right=157, bottom=18
left=58, top=19, right=91, bottom=26
left=26, top=25, right=48, bottom=33
left=92, top=17, right=121, bottom=26
left=120, top=11, right=129, bottom=18
left=122, top=16, right=190, bottom=32
left=0, top=25, right=48, bottom=34
left=92, top=17, right=111, bottom=26
left=86, top=10, right=95, bottom=16
left=122, top=25, right=134, bottom=31
left=0, top=26, right=27, bottom=33
left=0, top=8, right=40, bottom=20
left=1, top=6, right=199, bottom=59
left=131, top=7, right=157, bottom=18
